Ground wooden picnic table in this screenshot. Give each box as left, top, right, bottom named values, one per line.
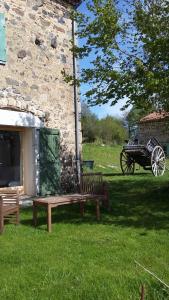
left=33, top=194, right=102, bottom=233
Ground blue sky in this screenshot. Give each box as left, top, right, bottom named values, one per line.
left=89, top=99, right=129, bottom=119
left=77, top=1, right=130, bottom=119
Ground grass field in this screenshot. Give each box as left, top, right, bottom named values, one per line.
left=83, top=143, right=169, bottom=174
left=83, top=144, right=122, bottom=173
left=0, top=144, right=169, bottom=299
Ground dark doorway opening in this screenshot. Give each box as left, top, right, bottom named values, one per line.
left=0, top=131, right=22, bottom=187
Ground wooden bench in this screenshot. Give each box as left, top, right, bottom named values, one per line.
left=0, top=191, right=20, bottom=234
left=80, top=173, right=109, bottom=208
left=33, top=173, right=109, bottom=232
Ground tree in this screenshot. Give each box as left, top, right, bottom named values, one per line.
left=81, top=102, right=127, bottom=144
left=65, top=0, right=169, bottom=111
left=124, top=0, right=169, bottom=110
left=99, top=116, right=127, bottom=144
left=124, top=106, right=148, bottom=138
left=81, top=102, right=99, bottom=142
left=125, top=106, right=147, bottom=126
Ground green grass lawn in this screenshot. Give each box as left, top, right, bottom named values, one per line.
left=83, top=143, right=169, bottom=174
left=83, top=143, right=122, bottom=173
left=1, top=144, right=169, bottom=299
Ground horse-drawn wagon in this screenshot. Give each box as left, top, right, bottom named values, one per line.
left=120, top=137, right=166, bottom=176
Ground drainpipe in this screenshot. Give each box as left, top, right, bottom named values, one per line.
left=72, top=18, right=81, bottom=184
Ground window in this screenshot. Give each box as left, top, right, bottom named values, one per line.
left=0, top=13, right=6, bottom=64
left=0, top=131, right=22, bottom=187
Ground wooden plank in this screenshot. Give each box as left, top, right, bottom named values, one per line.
left=0, top=186, right=24, bottom=194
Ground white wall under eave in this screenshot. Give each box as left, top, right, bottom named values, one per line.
left=34, top=128, right=40, bottom=196
left=23, top=128, right=41, bottom=196
left=23, top=128, right=35, bottom=196
left=0, top=109, right=43, bottom=128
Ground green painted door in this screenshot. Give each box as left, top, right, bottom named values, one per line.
left=39, top=128, right=60, bottom=196
left=0, top=13, right=6, bottom=64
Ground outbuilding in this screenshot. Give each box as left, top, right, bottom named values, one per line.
left=138, top=112, right=169, bottom=156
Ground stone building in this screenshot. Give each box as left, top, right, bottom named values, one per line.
left=138, top=112, right=169, bottom=155
left=0, top=0, right=81, bottom=196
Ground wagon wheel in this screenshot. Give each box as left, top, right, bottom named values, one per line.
left=151, top=146, right=166, bottom=176
left=120, top=150, right=135, bottom=175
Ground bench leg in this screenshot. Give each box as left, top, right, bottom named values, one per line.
left=16, top=209, right=19, bottom=225
left=47, top=205, right=52, bottom=233
left=80, top=202, right=85, bottom=217
left=96, top=200, right=100, bottom=221
left=0, top=216, right=4, bottom=234
left=33, top=203, right=38, bottom=227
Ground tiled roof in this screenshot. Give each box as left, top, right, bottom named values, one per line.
left=140, top=112, right=169, bottom=123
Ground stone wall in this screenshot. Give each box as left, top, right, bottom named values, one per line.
left=138, top=120, right=169, bottom=145
left=0, top=0, right=81, bottom=153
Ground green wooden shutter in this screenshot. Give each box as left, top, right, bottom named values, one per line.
left=0, top=13, right=6, bottom=64
left=39, top=128, right=60, bottom=196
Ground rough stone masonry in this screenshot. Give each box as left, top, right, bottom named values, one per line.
left=0, top=0, right=81, bottom=154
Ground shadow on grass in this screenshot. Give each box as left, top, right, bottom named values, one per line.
left=103, top=172, right=150, bottom=177
left=21, top=175, right=169, bottom=232
left=106, top=176, right=169, bottom=231
left=21, top=204, right=104, bottom=230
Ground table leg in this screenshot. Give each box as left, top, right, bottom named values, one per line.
left=33, top=203, right=38, bottom=227
left=47, top=204, right=52, bottom=233
left=0, top=217, right=4, bottom=234
left=16, top=209, right=19, bottom=225
left=96, top=200, right=100, bottom=221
